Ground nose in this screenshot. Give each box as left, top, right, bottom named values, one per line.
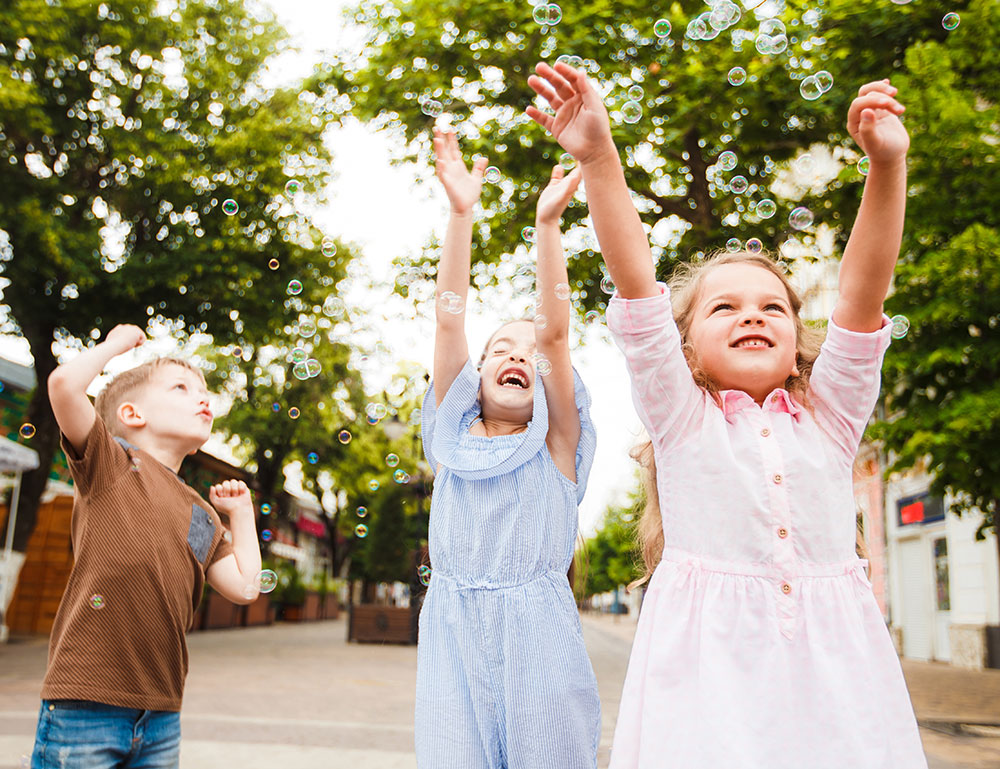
left=740, top=313, right=765, bottom=326
left=508, top=351, right=528, bottom=364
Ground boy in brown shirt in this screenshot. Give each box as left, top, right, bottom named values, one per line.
left=30, top=324, right=263, bottom=769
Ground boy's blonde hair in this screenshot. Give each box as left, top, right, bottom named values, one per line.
left=94, top=357, right=205, bottom=438
left=629, top=250, right=827, bottom=589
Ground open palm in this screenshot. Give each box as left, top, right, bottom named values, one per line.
left=526, top=63, right=613, bottom=164
left=537, top=166, right=582, bottom=225
left=433, top=128, right=486, bottom=215
left=848, top=81, right=909, bottom=164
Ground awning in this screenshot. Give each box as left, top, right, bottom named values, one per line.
left=0, top=437, right=39, bottom=473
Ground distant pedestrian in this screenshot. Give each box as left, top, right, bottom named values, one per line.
left=528, top=62, right=926, bottom=768
left=31, top=326, right=264, bottom=769
left=416, top=128, right=600, bottom=768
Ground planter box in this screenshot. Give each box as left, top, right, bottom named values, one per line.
left=202, top=589, right=240, bottom=630
left=303, top=591, right=321, bottom=621
left=322, top=594, right=340, bottom=620
left=242, top=594, right=273, bottom=627
left=348, top=604, right=415, bottom=644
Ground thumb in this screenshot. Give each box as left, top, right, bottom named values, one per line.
left=471, top=156, right=489, bottom=179
left=858, top=108, right=878, bottom=145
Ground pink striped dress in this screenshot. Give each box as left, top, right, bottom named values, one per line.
left=605, top=284, right=927, bottom=769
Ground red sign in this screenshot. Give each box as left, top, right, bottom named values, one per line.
left=296, top=515, right=327, bottom=538
left=900, top=500, right=924, bottom=524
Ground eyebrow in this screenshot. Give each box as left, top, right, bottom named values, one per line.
left=704, top=293, right=789, bottom=305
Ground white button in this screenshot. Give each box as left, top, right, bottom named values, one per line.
left=773, top=474, right=783, bottom=485
left=778, top=527, right=788, bottom=539
left=761, top=428, right=771, bottom=437
left=781, top=582, right=792, bottom=595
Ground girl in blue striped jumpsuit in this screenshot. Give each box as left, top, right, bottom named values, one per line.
left=415, top=127, right=600, bottom=769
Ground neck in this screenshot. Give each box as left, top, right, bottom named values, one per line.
left=127, top=434, right=194, bottom=473
left=477, top=415, right=529, bottom=437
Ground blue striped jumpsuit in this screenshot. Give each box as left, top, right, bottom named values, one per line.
left=415, top=359, right=600, bottom=769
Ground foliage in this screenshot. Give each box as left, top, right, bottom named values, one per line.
left=0, top=0, right=345, bottom=549
left=578, top=495, right=642, bottom=597
left=331, top=0, right=972, bottom=312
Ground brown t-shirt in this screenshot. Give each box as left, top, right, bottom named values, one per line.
left=40, top=415, right=233, bottom=711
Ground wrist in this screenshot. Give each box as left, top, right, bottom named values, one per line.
left=449, top=208, right=476, bottom=220
left=577, top=139, right=620, bottom=169
left=534, top=216, right=561, bottom=229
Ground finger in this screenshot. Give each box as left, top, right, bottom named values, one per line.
left=448, top=130, right=461, bottom=162
left=549, top=165, right=565, bottom=182
left=525, top=105, right=554, bottom=132
left=564, top=166, right=583, bottom=191
left=471, top=156, right=489, bottom=179
left=527, top=74, right=562, bottom=110
left=854, top=93, right=905, bottom=114
left=858, top=79, right=896, bottom=98
left=536, top=62, right=577, bottom=103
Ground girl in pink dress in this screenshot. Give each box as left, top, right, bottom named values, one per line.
left=526, top=63, right=927, bottom=768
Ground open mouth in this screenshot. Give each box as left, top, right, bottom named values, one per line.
left=732, top=336, right=773, bottom=349
left=497, top=367, right=530, bottom=389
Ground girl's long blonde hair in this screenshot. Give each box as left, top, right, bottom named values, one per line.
left=629, top=250, right=826, bottom=590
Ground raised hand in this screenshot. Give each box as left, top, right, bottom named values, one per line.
left=209, top=479, right=253, bottom=517
left=848, top=80, right=909, bottom=165
left=526, top=62, right=614, bottom=165
left=536, top=166, right=582, bottom=226
left=103, top=324, right=147, bottom=354
left=433, top=127, right=488, bottom=215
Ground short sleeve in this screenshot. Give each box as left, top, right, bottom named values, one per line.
left=808, top=315, right=893, bottom=458
left=568, top=368, right=597, bottom=504
left=421, top=358, right=548, bottom=481
left=204, top=506, right=235, bottom=568
left=605, top=283, right=705, bottom=450
left=60, top=414, right=131, bottom=498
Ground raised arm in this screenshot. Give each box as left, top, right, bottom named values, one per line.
left=526, top=62, right=658, bottom=300
left=833, top=80, right=909, bottom=333
left=432, top=128, right=487, bottom=405
left=47, top=324, right=146, bottom=453
left=206, top=480, right=263, bottom=605
left=535, top=165, right=582, bottom=481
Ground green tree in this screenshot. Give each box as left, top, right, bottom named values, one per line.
left=578, top=495, right=642, bottom=598
left=331, top=0, right=968, bottom=310
left=0, top=0, right=343, bottom=549
left=872, top=1, right=1000, bottom=590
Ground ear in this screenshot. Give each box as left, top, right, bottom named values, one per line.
left=791, top=357, right=801, bottom=378
left=118, top=401, right=146, bottom=429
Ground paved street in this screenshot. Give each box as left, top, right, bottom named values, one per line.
left=1, top=613, right=998, bottom=768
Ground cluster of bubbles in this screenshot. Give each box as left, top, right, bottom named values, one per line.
left=686, top=0, right=743, bottom=40
left=437, top=290, right=465, bottom=314
left=394, top=469, right=411, bottom=484
left=890, top=314, right=910, bottom=340
left=754, top=18, right=788, bottom=55
left=420, top=97, right=443, bottom=117
left=417, top=564, right=432, bottom=586
left=800, top=70, right=834, bottom=101
left=532, top=2, right=562, bottom=26
left=19, top=423, right=35, bottom=439
left=365, top=402, right=388, bottom=423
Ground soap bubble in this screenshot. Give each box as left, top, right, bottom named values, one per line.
left=291, top=347, right=308, bottom=363
left=261, top=503, right=272, bottom=515
left=305, top=359, right=321, bottom=378
left=89, top=593, right=106, bottom=610
left=288, top=407, right=300, bottom=419
left=437, top=290, right=465, bottom=314
left=857, top=156, right=870, bottom=176
left=729, top=175, right=749, bottom=194
left=584, top=310, right=601, bottom=325
left=727, top=67, right=747, bottom=86
left=533, top=314, right=548, bottom=329
left=268, top=258, right=279, bottom=270
left=521, top=226, right=536, bottom=243
left=627, top=85, right=644, bottom=101
left=788, top=207, right=814, bottom=230
left=393, top=469, right=410, bottom=484
left=890, top=314, right=910, bottom=339
left=271, top=403, right=281, bottom=413
left=600, top=275, right=615, bottom=294
left=726, top=237, right=742, bottom=252
left=261, top=529, right=273, bottom=542
left=653, top=19, right=671, bottom=37
left=800, top=76, right=822, bottom=101
left=298, top=318, right=317, bottom=338
left=222, top=199, right=239, bottom=215
left=746, top=237, right=763, bottom=254
left=942, top=12, right=960, bottom=30
left=292, top=362, right=310, bottom=380
left=307, top=452, right=319, bottom=464
left=756, top=199, right=777, bottom=219
left=421, top=99, right=443, bottom=117
left=321, top=241, right=337, bottom=257
left=814, top=70, right=834, bottom=93
left=255, top=570, right=278, bottom=593
left=533, top=354, right=553, bottom=376
left=533, top=2, right=562, bottom=25
left=554, top=282, right=571, bottom=300
left=484, top=166, right=501, bottom=183
left=284, top=179, right=302, bottom=196
left=621, top=100, right=642, bottom=124
left=19, top=423, right=35, bottom=439
left=287, top=279, right=303, bottom=295
left=355, top=524, right=369, bottom=538
left=368, top=479, right=380, bottom=492
left=386, top=453, right=400, bottom=467
left=558, top=153, right=575, bottom=171
left=357, top=506, right=368, bottom=518
left=717, top=151, right=738, bottom=171
left=338, top=430, right=352, bottom=444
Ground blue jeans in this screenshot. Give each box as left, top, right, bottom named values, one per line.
left=31, top=700, right=180, bottom=769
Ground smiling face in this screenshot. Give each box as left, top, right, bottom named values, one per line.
left=478, top=320, right=537, bottom=424
left=686, top=262, right=800, bottom=404
left=125, top=363, right=214, bottom=453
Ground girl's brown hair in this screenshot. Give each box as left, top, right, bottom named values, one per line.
left=629, top=250, right=827, bottom=590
